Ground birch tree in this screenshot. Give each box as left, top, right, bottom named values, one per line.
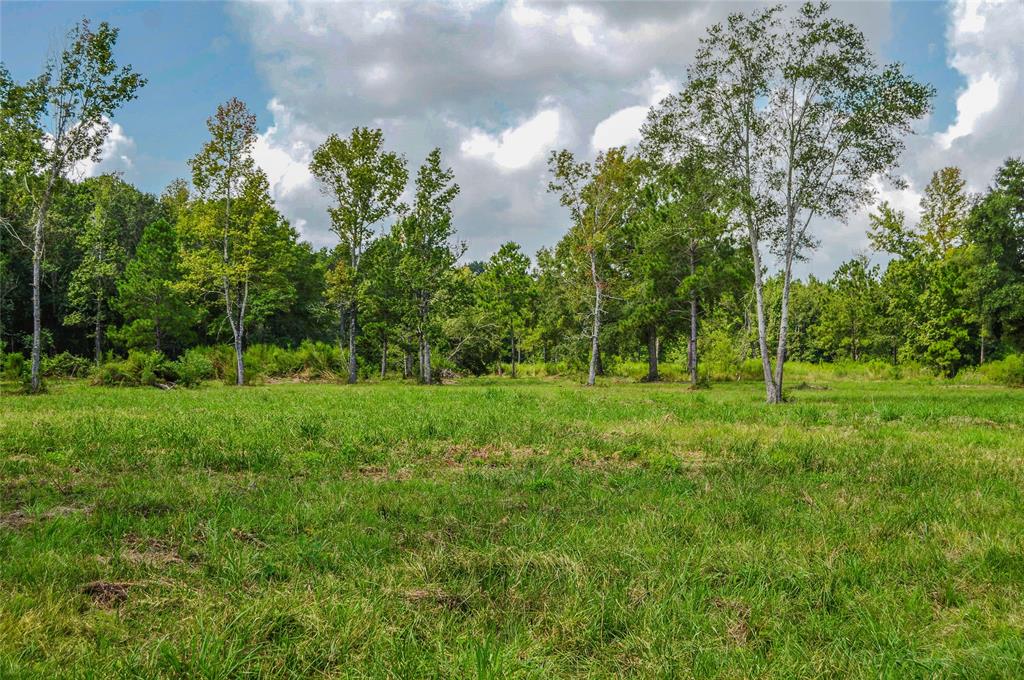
left=548, top=147, right=638, bottom=386
left=652, top=1, right=931, bottom=402
left=309, top=128, right=407, bottom=383
left=185, top=98, right=294, bottom=384
left=10, top=20, right=144, bottom=391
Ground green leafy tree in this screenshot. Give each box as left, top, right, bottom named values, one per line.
left=309, top=127, right=407, bottom=383
left=658, top=1, right=932, bottom=402
left=15, top=20, right=145, bottom=391
left=113, top=217, right=194, bottom=354
left=965, top=158, right=1024, bottom=357
left=184, top=98, right=294, bottom=384
left=395, top=148, right=462, bottom=384
left=63, top=176, right=126, bottom=363
left=477, top=242, right=533, bottom=377
left=548, top=147, right=639, bottom=386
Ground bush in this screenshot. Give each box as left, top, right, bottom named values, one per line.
left=42, top=351, right=92, bottom=378
left=90, top=350, right=175, bottom=387
left=3, top=352, right=25, bottom=382
left=981, top=354, right=1024, bottom=387
left=172, top=349, right=214, bottom=388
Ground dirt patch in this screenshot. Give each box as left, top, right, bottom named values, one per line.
left=230, top=527, right=268, bottom=548
left=402, top=586, right=467, bottom=611
left=714, top=597, right=752, bottom=646
left=121, top=533, right=186, bottom=566
left=442, top=443, right=540, bottom=468
left=81, top=580, right=131, bottom=607
left=1, top=504, right=91, bottom=530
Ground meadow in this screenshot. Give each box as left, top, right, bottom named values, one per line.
left=2, top=376, right=1023, bottom=678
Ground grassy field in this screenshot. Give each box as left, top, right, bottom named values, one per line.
left=2, top=377, right=1023, bottom=678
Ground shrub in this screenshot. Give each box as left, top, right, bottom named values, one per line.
left=173, top=349, right=214, bottom=388
left=42, top=351, right=92, bottom=378
left=3, top=352, right=25, bottom=382
left=90, top=351, right=174, bottom=387
left=981, top=354, right=1024, bottom=387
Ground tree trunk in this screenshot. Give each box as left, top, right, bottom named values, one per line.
left=347, top=303, right=358, bottom=384
left=233, top=327, right=245, bottom=386
left=749, top=237, right=777, bottom=403
left=380, top=336, right=387, bottom=380
left=646, top=325, right=659, bottom=382
left=30, top=189, right=51, bottom=393
left=94, top=294, right=103, bottom=365
left=587, top=252, right=601, bottom=387
left=423, top=336, right=432, bottom=385
left=404, top=351, right=412, bottom=378
left=772, top=248, right=796, bottom=404
left=510, top=325, right=517, bottom=378
left=689, top=295, right=699, bottom=388
left=980, top=332, right=986, bottom=364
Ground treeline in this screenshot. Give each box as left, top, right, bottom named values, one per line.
left=2, top=6, right=1022, bottom=396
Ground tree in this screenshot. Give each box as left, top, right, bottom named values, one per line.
left=632, top=149, right=736, bottom=385
left=659, top=1, right=931, bottom=402
left=63, top=176, right=126, bottom=363
left=818, top=256, right=880, bottom=361
left=964, top=158, right=1024, bottom=357
left=185, top=98, right=294, bottom=384
left=548, top=147, right=638, bottom=386
left=14, top=20, right=145, bottom=391
left=309, top=128, right=407, bottom=383
left=396, top=148, right=462, bottom=384
left=359, top=234, right=408, bottom=379
left=477, top=242, right=533, bottom=377
left=113, top=217, right=194, bottom=354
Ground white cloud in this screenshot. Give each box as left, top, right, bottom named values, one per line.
left=591, top=105, right=648, bottom=150
left=591, top=69, right=674, bottom=151
left=73, top=120, right=136, bottom=180
left=461, top=107, right=563, bottom=171
left=253, top=99, right=316, bottom=199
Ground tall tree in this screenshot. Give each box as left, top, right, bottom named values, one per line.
left=186, top=98, right=293, bottom=384
left=63, top=176, right=126, bottom=363
left=478, top=242, right=533, bottom=377
left=657, top=1, right=931, bottom=402
left=113, top=217, right=194, bottom=354
left=309, top=128, right=407, bottom=383
left=548, top=147, right=638, bottom=386
left=396, top=148, right=462, bottom=384
left=15, top=20, right=145, bottom=391
left=965, top=158, right=1024, bottom=356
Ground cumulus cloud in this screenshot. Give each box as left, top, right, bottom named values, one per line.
left=227, top=0, right=910, bottom=270
left=72, top=120, right=136, bottom=180
left=460, top=106, right=563, bottom=171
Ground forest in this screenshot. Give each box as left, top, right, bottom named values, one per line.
left=2, top=6, right=1023, bottom=400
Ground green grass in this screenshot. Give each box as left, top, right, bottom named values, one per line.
left=2, top=378, right=1023, bottom=677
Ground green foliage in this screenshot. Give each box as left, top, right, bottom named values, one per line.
left=90, top=350, right=174, bottom=387
left=980, top=354, right=1024, bottom=387
left=41, top=351, right=91, bottom=378
left=171, top=349, right=214, bottom=388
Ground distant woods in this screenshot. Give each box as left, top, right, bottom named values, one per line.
left=2, top=4, right=1022, bottom=398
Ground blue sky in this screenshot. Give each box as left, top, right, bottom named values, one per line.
left=3, top=1, right=1020, bottom=275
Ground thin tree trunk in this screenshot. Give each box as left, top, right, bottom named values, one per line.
left=404, top=351, right=412, bottom=378
left=980, top=332, right=986, bottom=364
left=587, top=251, right=601, bottom=387
left=689, top=296, right=699, bottom=388
left=30, top=186, right=53, bottom=393
left=749, top=238, right=777, bottom=402
left=94, top=294, right=102, bottom=365
left=380, top=336, right=387, bottom=380
left=347, top=303, right=358, bottom=384
left=646, top=325, right=659, bottom=382
left=772, top=246, right=796, bottom=403
left=423, top=336, right=432, bottom=385
left=510, top=324, right=517, bottom=378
